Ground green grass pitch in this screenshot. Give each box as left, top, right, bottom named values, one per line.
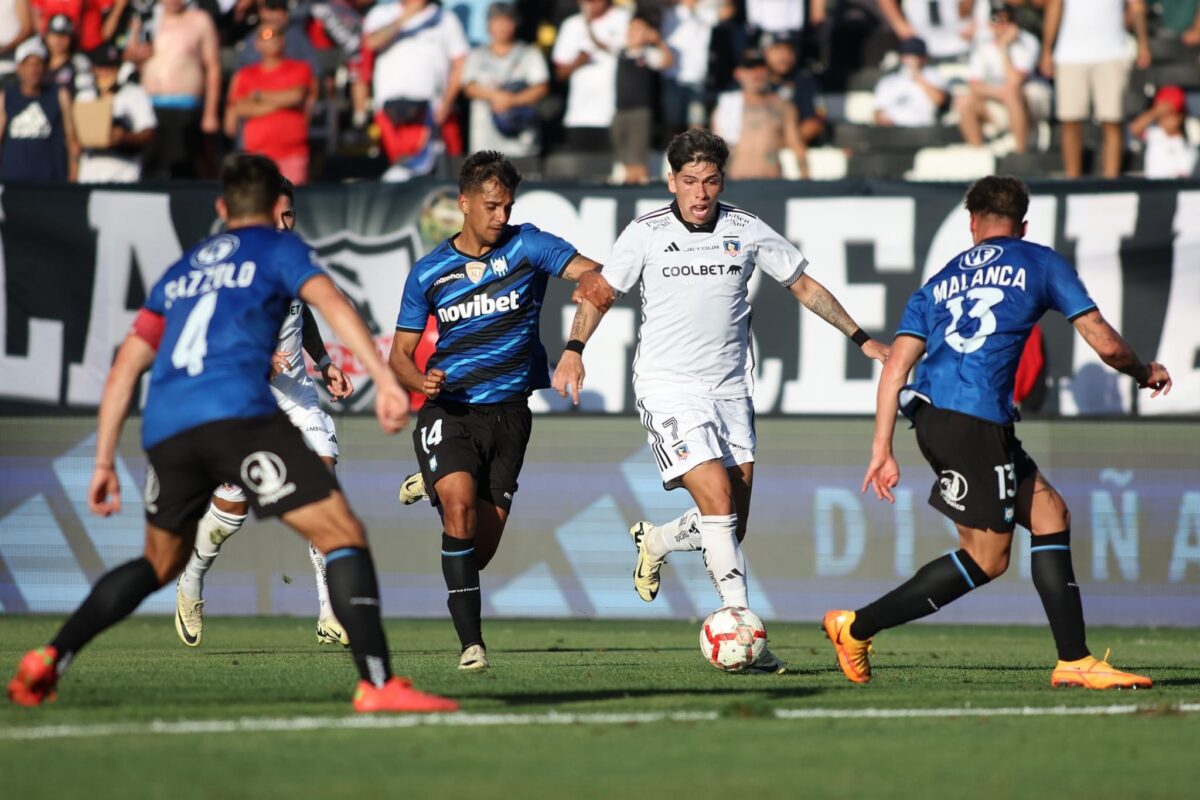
left=2, top=616, right=1198, bottom=798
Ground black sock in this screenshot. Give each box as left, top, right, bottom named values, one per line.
left=325, top=547, right=393, bottom=687
left=850, top=549, right=991, bottom=640
left=441, top=533, right=482, bottom=650
left=50, top=558, right=160, bottom=668
left=1031, top=530, right=1089, bottom=661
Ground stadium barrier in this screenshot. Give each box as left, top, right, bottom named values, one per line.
left=1, top=177, right=1197, bottom=417
left=1, top=416, right=1197, bottom=625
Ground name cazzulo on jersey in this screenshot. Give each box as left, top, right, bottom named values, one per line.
left=162, top=262, right=258, bottom=309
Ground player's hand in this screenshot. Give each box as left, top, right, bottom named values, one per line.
left=862, top=451, right=900, bottom=503
left=1139, top=362, right=1172, bottom=398
left=422, top=368, right=446, bottom=399
left=552, top=352, right=585, bottom=405
left=269, top=351, right=290, bottom=380
left=88, top=465, right=122, bottom=516
left=374, top=379, right=410, bottom=433
left=572, top=270, right=615, bottom=312
left=322, top=362, right=354, bottom=400
left=861, top=338, right=890, bottom=364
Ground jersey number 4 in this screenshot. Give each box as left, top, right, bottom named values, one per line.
left=171, top=293, right=218, bottom=376
left=944, top=287, right=1004, bottom=354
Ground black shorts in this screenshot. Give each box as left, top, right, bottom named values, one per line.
left=912, top=401, right=1038, bottom=533
left=412, top=399, right=532, bottom=511
left=144, top=413, right=340, bottom=532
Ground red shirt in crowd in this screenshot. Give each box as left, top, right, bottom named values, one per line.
left=34, top=0, right=110, bottom=51
left=228, top=59, right=314, bottom=163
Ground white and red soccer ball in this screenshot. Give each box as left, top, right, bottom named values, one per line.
left=700, top=607, right=767, bottom=671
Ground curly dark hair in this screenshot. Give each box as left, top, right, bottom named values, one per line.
left=459, top=150, right=523, bottom=196
left=964, top=175, right=1029, bottom=224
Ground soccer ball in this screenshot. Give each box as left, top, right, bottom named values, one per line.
left=699, top=607, right=767, bottom=672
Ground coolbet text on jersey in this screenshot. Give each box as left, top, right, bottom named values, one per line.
left=896, top=236, right=1097, bottom=425
left=141, top=227, right=325, bottom=449
left=396, top=222, right=577, bottom=404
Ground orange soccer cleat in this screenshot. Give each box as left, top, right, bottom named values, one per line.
left=8, top=646, right=60, bottom=706
left=1051, top=649, right=1153, bottom=690
left=352, top=677, right=460, bottom=713
left=822, top=610, right=873, bottom=684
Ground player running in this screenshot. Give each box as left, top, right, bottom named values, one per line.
left=8, top=155, right=457, bottom=713
left=824, top=175, right=1171, bottom=689
left=174, top=176, right=357, bottom=649
left=552, top=129, right=889, bottom=674
left=388, top=151, right=614, bottom=671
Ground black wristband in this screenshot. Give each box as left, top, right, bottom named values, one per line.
left=564, top=339, right=585, bottom=354
left=850, top=328, right=871, bottom=347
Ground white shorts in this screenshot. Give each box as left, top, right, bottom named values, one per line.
left=637, top=394, right=756, bottom=490
left=212, top=406, right=339, bottom=504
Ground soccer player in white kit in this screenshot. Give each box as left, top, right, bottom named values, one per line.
left=174, top=177, right=357, bottom=648
left=552, top=130, right=889, bottom=672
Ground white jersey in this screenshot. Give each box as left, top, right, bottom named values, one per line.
left=269, top=299, right=321, bottom=414
left=605, top=202, right=807, bottom=400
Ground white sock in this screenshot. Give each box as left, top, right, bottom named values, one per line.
left=178, top=505, right=247, bottom=600
left=308, top=542, right=333, bottom=619
left=646, top=508, right=702, bottom=558
left=699, top=514, right=748, bottom=609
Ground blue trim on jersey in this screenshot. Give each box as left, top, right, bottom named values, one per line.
left=442, top=331, right=526, bottom=376
left=441, top=547, right=476, bottom=557
left=419, top=251, right=463, bottom=283
left=1065, top=304, right=1098, bottom=322
left=894, top=329, right=927, bottom=339
left=1030, top=544, right=1071, bottom=553
left=326, top=547, right=361, bottom=564
left=949, top=551, right=976, bottom=590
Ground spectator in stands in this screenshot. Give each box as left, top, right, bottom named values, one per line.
left=956, top=3, right=1040, bottom=153
left=462, top=2, right=548, bottom=158
left=1131, top=84, right=1198, bottom=178
left=0, top=37, right=77, bottom=180
left=74, top=41, right=154, bottom=182
left=878, top=0, right=971, bottom=61
left=746, top=0, right=820, bottom=42
left=447, top=0, right=494, bottom=45
left=1040, top=0, right=1151, bottom=178
left=872, top=36, right=947, bottom=127
left=0, top=0, right=34, bottom=83
left=661, top=0, right=717, bottom=141
left=99, top=0, right=154, bottom=54
left=31, top=0, right=105, bottom=51
left=44, top=13, right=91, bottom=95
left=364, top=0, right=469, bottom=177
left=236, top=0, right=323, bottom=78
left=226, top=22, right=316, bottom=184
left=552, top=0, right=631, bottom=151
left=131, top=0, right=220, bottom=179
left=612, top=11, right=671, bottom=183
left=712, top=48, right=808, bottom=178
left=763, top=31, right=825, bottom=145
left=1159, top=0, right=1200, bottom=45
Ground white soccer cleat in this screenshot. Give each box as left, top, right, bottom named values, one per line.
left=398, top=472, right=428, bottom=505
left=458, top=643, right=489, bottom=671
left=175, top=582, right=204, bottom=648
left=316, top=616, right=350, bottom=647
left=629, top=521, right=666, bottom=602
left=746, top=645, right=788, bottom=675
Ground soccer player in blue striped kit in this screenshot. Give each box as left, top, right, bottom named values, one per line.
left=825, top=175, right=1172, bottom=690
left=8, top=155, right=457, bottom=713
left=388, top=151, right=614, bottom=671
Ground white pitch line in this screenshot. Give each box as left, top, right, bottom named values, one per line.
left=3, top=703, right=1198, bottom=741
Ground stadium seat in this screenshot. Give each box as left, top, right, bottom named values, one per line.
left=543, top=151, right=614, bottom=182
left=843, top=92, right=876, bottom=125
left=1150, top=63, right=1200, bottom=91
left=998, top=151, right=1064, bottom=177
left=846, top=67, right=884, bottom=92
left=845, top=151, right=915, bottom=178
left=1149, top=36, right=1198, bottom=64
left=905, top=145, right=996, bottom=181
left=801, top=147, right=849, bottom=180
left=833, top=124, right=961, bottom=152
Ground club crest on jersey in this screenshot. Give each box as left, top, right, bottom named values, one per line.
left=959, top=244, right=1004, bottom=271
left=240, top=451, right=296, bottom=506
left=465, top=261, right=487, bottom=283
left=491, top=255, right=508, bottom=276
left=191, top=234, right=240, bottom=267
left=723, top=237, right=741, bottom=257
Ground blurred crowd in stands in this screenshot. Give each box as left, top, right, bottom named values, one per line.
left=0, top=0, right=1196, bottom=184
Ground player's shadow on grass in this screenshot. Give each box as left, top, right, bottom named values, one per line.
left=459, top=686, right=824, bottom=706
left=1147, top=677, right=1200, bottom=687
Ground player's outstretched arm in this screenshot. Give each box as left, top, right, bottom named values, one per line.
left=300, top=304, right=354, bottom=399
left=789, top=274, right=890, bottom=363
left=562, top=255, right=617, bottom=312
left=90, top=334, right=157, bottom=516
left=299, top=274, right=409, bottom=432
left=863, top=336, right=925, bottom=503
left=1072, top=309, right=1172, bottom=397
left=552, top=296, right=611, bottom=405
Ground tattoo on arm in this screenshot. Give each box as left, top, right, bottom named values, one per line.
left=801, top=282, right=858, bottom=337
left=568, top=300, right=603, bottom=344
